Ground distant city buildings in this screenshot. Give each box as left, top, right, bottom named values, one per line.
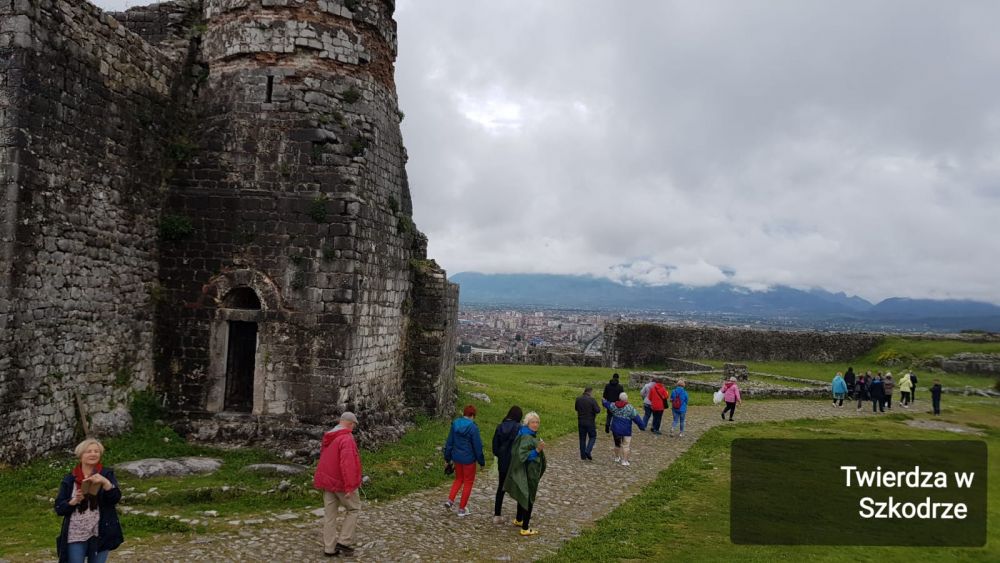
left=457, top=307, right=605, bottom=356
left=456, top=304, right=916, bottom=359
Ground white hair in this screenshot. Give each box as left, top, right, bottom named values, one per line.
left=74, top=438, right=105, bottom=459
left=523, top=411, right=540, bottom=425
left=618, top=392, right=628, bottom=401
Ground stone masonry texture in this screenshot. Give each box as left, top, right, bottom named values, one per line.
left=604, top=322, right=884, bottom=367
left=0, top=0, right=458, bottom=464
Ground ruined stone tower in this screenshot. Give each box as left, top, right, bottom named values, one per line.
left=0, top=0, right=458, bottom=463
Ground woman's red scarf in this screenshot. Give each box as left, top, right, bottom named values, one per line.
left=72, top=463, right=102, bottom=512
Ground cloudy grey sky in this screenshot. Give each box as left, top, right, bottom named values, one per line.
left=93, top=1, right=1000, bottom=304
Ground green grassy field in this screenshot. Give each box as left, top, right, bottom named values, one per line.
left=544, top=395, right=999, bottom=562
left=685, top=335, right=1000, bottom=391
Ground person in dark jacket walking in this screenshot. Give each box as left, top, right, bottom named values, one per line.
left=602, top=373, right=624, bottom=433
left=931, top=379, right=943, bottom=415
left=575, top=387, right=601, bottom=460
left=856, top=372, right=871, bottom=411
left=444, top=405, right=486, bottom=516
left=491, top=405, right=522, bottom=524
left=844, top=367, right=856, bottom=399
left=54, top=438, right=123, bottom=563
left=869, top=373, right=886, bottom=413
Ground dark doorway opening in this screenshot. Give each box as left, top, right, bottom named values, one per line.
left=224, top=320, right=257, bottom=412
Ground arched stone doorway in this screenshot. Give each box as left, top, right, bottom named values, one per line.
left=221, top=288, right=260, bottom=412
left=204, top=270, right=282, bottom=414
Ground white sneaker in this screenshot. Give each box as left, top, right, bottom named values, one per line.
left=621, top=460, right=631, bottom=466
left=679, top=432, right=684, bottom=437
left=613, top=456, right=621, bottom=463
left=457, top=507, right=470, bottom=517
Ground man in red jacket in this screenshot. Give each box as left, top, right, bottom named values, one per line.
left=314, top=412, right=363, bottom=557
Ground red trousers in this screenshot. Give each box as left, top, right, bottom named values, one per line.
left=448, top=462, right=477, bottom=509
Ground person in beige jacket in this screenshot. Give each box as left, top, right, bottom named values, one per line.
left=898, top=372, right=914, bottom=407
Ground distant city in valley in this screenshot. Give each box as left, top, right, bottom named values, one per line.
left=456, top=303, right=1000, bottom=359
left=453, top=273, right=1000, bottom=355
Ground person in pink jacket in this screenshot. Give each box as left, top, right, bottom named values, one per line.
left=720, top=377, right=742, bottom=421
left=314, top=412, right=363, bottom=557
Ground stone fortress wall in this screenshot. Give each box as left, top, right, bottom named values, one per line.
left=604, top=322, right=884, bottom=367
left=0, top=0, right=181, bottom=463
left=0, top=0, right=459, bottom=463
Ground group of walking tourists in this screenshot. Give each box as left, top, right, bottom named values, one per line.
left=57, top=364, right=950, bottom=561
left=832, top=368, right=942, bottom=415
left=427, top=371, right=732, bottom=538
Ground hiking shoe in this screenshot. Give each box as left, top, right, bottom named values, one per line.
left=520, top=528, right=539, bottom=536
left=444, top=500, right=454, bottom=509
left=621, top=460, right=631, bottom=466
left=512, top=519, right=523, bottom=527
left=335, top=543, right=355, bottom=555
left=457, top=507, right=470, bottom=517
left=493, top=515, right=504, bottom=524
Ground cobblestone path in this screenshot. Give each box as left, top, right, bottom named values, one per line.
left=103, top=401, right=858, bottom=562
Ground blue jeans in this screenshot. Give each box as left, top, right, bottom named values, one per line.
left=672, top=409, right=686, bottom=432
left=642, top=404, right=653, bottom=428
left=578, top=424, right=597, bottom=457
left=67, top=542, right=109, bottom=563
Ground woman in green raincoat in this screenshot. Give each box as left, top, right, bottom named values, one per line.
left=503, top=411, right=546, bottom=536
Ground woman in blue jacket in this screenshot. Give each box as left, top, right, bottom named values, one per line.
left=443, top=404, right=486, bottom=516
left=602, top=392, right=646, bottom=466
left=669, top=380, right=690, bottom=437
left=491, top=405, right=522, bottom=524
left=54, top=438, right=123, bottom=563
left=832, top=372, right=848, bottom=407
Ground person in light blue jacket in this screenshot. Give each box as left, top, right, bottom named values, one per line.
left=831, top=372, right=848, bottom=408
left=443, top=405, right=486, bottom=516
left=669, top=380, right=690, bottom=437
left=602, top=392, right=646, bottom=466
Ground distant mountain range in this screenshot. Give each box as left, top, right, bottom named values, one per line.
left=449, top=272, right=1000, bottom=332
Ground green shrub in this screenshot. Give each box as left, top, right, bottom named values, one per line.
left=166, top=136, right=197, bottom=163
left=875, top=348, right=915, bottom=367
left=159, top=215, right=194, bottom=241
left=349, top=137, right=368, bottom=157
left=307, top=194, right=329, bottom=222
left=342, top=86, right=361, bottom=104
left=397, top=215, right=414, bottom=235
left=130, top=390, right=165, bottom=429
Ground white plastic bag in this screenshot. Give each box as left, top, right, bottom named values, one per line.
left=713, top=390, right=724, bottom=404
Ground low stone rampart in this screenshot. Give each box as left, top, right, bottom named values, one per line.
left=457, top=351, right=604, bottom=367
left=605, top=323, right=883, bottom=367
